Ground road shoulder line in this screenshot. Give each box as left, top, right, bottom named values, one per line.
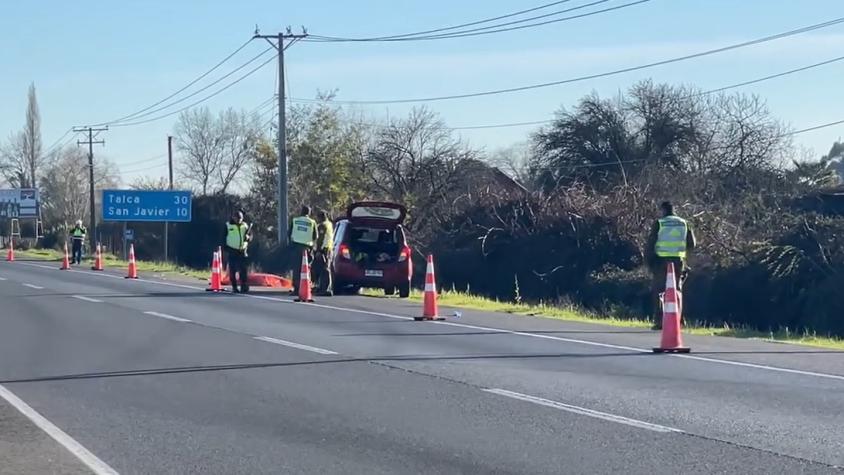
left=0, top=384, right=119, bottom=475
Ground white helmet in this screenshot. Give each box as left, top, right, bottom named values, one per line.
left=75, top=220, right=82, bottom=227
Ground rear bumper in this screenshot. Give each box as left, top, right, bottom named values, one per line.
left=333, top=259, right=411, bottom=288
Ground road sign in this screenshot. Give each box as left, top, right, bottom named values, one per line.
left=102, top=190, right=192, bottom=222
left=0, top=188, right=39, bottom=218
left=124, top=229, right=134, bottom=240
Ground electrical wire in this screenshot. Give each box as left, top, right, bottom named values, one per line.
left=106, top=45, right=274, bottom=125
left=117, top=153, right=168, bottom=170
left=42, top=128, right=75, bottom=157
left=293, top=16, right=844, bottom=104
left=109, top=54, right=277, bottom=128
left=307, top=0, right=647, bottom=42
left=298, top=50, right=844, bottom=134
left=313, top=0, right=576, bottom=42
left=121, top=162, right=169, bottom=174
left=91, top=38, right=255, bottom=126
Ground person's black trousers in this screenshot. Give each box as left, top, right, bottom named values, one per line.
left=227, top=250, right=249, bottom=292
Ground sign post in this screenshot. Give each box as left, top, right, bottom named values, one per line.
left=102, top=190, right=192, bottom=261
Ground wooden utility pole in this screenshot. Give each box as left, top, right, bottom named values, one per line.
left=73, top=125, right=107, bottom=251
left=253, top=26, right=307, bottom=245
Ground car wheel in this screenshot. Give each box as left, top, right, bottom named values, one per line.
left=399, top=281, right=411, bottom=299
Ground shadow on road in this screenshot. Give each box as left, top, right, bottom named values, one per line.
left=0, top=352, right=650, bottom=384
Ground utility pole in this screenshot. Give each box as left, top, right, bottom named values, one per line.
left=73, top=126, right=107, bottom=251
left=253, top=26, right=307, bottom=245
left=165, top=135, right=174, bottom=261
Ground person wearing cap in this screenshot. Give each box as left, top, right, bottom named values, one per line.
left=289, top=205, right=318, bottom=295
left=69, top=220, right=87, bottom=265
left=312, top=210, right=335, bottom=296
left=224, top=210, right=253, bottom=293
left=646, top=201, right=696, bottom=330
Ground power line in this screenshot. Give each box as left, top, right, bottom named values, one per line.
left=784, top=119, right=844, bottom=137
left=107, top=45, right=274, bottom=125
left=117, top=153, right=168, bottom=170
left=301, top=51, right=844, bottom=134
left=311, top=0, right=576, bottom=42
left=42, top=128, right=75, bottom=157
left=307, top=0, right=648, bottom=42
left=109, top=54, right=276, bottom=128
left=293, top=16, right=844, bottom=104
left=121, top=161, right=169, bottom=174
left=92, top=38, right=255, bottom=126
left=249, top=96, right=278, bottom=115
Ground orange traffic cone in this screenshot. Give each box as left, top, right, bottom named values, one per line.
left=415, top=255, right=444, bottom=321
left=60, top=242, right=70, bottom=270
left=206, top=250, right=224, bottom=292
left=653, top=262, right=690, bottom=353
left=295, top=250, right=314, bottom=303
left=5, top=239, right=13, bottom=262
left=125, top=244, right=138, bottom=279
left=91, top=243, right=104, bottom=271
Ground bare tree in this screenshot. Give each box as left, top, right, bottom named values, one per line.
left=0, top=83, right=43, bottom=188
left=217, top=108, right=260, bottom=194
left=130, top=176, right=171, bottom=190
left=39, top=147, right=119, bottom=229
left=174, top=108, right=224, bottom=195
left=0, top=131, right=28, bottom=187
left=174, top=107, right=260, bottom=195
left=362, top=107, right=479, bottom=238
left=23, top=83, right=43, bottom=188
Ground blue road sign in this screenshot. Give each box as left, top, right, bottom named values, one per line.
left=124, top=229, right=134, bottom=240
left=102, top=190, right=192, bottom=222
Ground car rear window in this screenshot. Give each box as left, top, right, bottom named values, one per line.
left=349, top=227, right=398, bottom=244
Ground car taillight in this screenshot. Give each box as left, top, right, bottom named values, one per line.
left=339, top=244, right=351, bottom=260
left=398, top=246, right=410, bottom=262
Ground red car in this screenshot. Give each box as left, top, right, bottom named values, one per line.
left=331, top=202, right=412, bottom=297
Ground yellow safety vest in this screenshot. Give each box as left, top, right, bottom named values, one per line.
left=226, top=222, right=249, bottom=251
left=655, top=216, right=688, bottom=259
left=290, top=216, right=316, bottom=246
left=318, top=220, right=334, bottom=250
left=71, top=227, right=86, bottom=240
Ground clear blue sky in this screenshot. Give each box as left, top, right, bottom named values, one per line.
left=2, top=0, right=843, bottom=184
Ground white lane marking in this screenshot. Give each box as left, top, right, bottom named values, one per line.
left=484, top=388, right=682, bottom=434
left=253, top=336, right=338, bottom=355
left=674, top=354, right=844, bottom=382
left=0, top=276, right=8, bottom=281
left=71, top=295, right=103, bottom=303
left=22, top=283, right=44, bottom=289
left=14, top=261, right=844, bottom=383
left=143, top=311, right=191, bottom=323
left=0, top=384, right=119, bottom=475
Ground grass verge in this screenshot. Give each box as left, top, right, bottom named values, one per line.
left=362, top=288, right=844, bottom=350
left=15, top=248, right=208, bottom=281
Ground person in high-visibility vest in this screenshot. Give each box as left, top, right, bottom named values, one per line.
left=224, top=210, right=253, bottom=293
left=646, top=201, right=696, bottom=329
left=289, top=205, right=318, bottom=295
left=312, top=210, right=335, bottom=296
left=69, top=220, right=87, bottom=265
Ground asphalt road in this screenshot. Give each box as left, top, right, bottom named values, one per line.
left=0, top=258, right=842, bottom=474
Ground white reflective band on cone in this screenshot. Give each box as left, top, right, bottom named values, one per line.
left=664, top=302, right=677, bottom=313
left=425, top=283, right=436, bottom=292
